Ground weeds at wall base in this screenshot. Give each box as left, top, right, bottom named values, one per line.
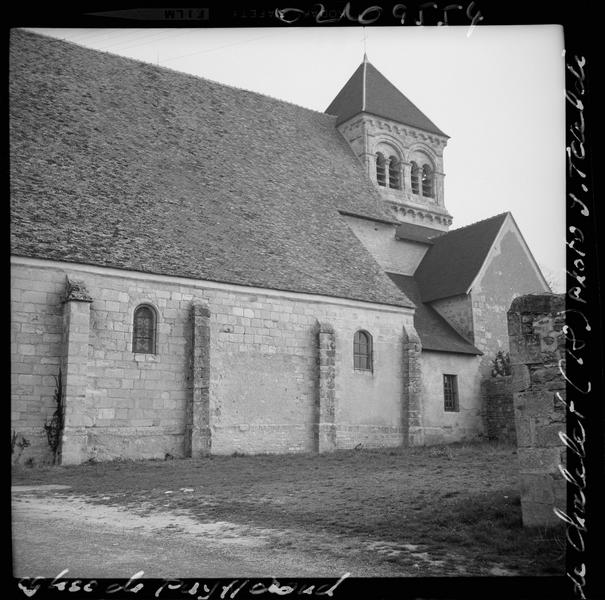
left=43, top=369, right=64, bottom=465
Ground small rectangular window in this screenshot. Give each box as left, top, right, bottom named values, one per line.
left=443, top=374, right=459, bottom=411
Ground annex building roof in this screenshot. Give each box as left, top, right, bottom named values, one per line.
left=387, top=273, right=481, bottom=355
left=414, top=213, right=510, bottom=302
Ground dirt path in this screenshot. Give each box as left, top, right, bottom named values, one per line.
left=12, top=486, right=410, bottom=578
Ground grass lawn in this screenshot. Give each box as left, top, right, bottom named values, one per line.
left=12, top=442, right=565, bottom=576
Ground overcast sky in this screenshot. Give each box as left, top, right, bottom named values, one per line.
left=28, top=26, right=566, bottom=290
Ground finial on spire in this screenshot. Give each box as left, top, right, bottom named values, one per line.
left=362, top=27, right=368, bottom=62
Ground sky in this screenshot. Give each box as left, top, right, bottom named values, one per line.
left=28, top=26, right=566, bottom=291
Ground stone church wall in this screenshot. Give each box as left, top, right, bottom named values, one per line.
left=471, top=219, right=550, bottom=377
left=335, top=314, right=406, bottom=449
left=343, top=215, right=427, bottom=276
left=11, top=266, right=65, bottom=464
left=11, top=259, right=414, bottom=464
left=418, top=351, right=483, bottom=445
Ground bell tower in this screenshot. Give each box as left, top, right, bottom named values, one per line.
left=325, top=56, right=453, bottom=232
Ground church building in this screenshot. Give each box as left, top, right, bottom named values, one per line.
left=10, top=30, right=549, bottom=465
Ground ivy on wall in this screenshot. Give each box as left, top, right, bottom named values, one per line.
left=43, top=369, right=64, bottom=464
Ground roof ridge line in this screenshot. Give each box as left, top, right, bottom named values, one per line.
left=18, top=28, right=335, bottom=121
left=448, top=211, right=510, bottom=234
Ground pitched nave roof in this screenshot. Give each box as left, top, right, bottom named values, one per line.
left=10, top=30, right=413, bottom=309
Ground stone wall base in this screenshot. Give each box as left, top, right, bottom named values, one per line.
left=408, top=427, right=425, bottom=446
left=212, top=424, right=314, bottom=455
left=421, top=426, right=484, bottom=446
left=483, top=376, right=516, bottom=443
left=11, top=429, right=55, bottom=467
left=63, top=427, right=185, bottom=463
left=336, top=425, right=404, bottom=449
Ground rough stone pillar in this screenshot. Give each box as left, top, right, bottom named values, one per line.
left=508, top=293, right=566, bottom=527
left=315, top=322, right=336, bottom=453
left=60, top=278, right=93, bottom=465
left=186, top=301, right=211, bottom=457
left=402, top=325, right=423, bottom=446
left=482, top=375, right=516, bottom=443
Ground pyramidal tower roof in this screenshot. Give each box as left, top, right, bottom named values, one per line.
left=325, top=58, right=447, bottom=137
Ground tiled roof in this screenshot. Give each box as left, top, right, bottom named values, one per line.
left=325, top=59, right=447, bottom=136
left=9, top=30, right=413, bottom=309
left=415, top=213, right=509, bottom=302
left=395, top=222, right=446, bottom=245
left=387, top=273, right=482, bottom=355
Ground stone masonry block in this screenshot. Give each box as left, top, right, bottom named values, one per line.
left=509, top=333, right=544, bottom=365
left=534, top=422, right=566, bottom=447
left=66, top=414, right=94, bottom=427
left=530, top=366, right=561, bottom=386
left=61, top=429, right=89, bottom=465
left=509, top=294, right=565, bottom=316
left=514, top=417, right=534, bottom=448
left=513, top=390, right=557, bottom=418
left=519, top=472, right=561, bottom=504
left=97, top=408, right=115, bottom=420
left=517, top=447, right=561, bottom=473
left=511, top=364, right=531, bottom=392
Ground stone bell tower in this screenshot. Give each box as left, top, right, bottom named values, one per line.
left=326, top=56, right=453, bottom=232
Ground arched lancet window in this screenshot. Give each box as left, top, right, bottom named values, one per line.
left=410, top=161, right=420, bottom=194
left=133, top=304, right=156, bottom=354
left=422, top=164, right=434, bottom=198
left=376, top=153, right=387, bottom=187
left=353, top=330, right=373, bottom=371
left=388, top=156, right=401, bottom=190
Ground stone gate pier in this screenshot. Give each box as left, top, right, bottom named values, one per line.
left=507, top=293, right=566, bottom=527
